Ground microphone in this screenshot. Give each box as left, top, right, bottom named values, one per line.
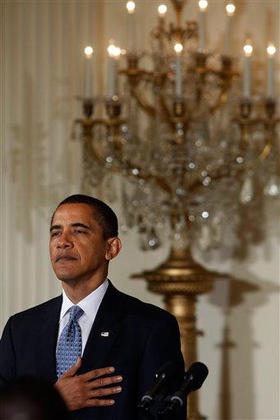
left=138, top=361, right=180, bottom=411
left=160, top=362, right=208, bottom=414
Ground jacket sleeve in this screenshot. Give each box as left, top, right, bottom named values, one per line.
left=0, top=317, right=17, bottom=388
left=137, top=313, right=186, bottom=420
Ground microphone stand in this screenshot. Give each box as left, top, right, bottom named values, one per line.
left=138, top=409, right=156, bottom=420
left=139, top=403, right=178, bottom=420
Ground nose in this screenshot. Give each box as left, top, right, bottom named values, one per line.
left=56, top=232, right=73, bottom=249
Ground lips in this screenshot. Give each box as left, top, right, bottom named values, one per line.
left=55, top=255, right=78, bottom=263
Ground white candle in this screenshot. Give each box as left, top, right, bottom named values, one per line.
left=176, top=56, right=182, bottom=96
left=198, top=0, right=208, bottom=51
left=108, top=57, right=116, bottom=98
left=107, top=43, right=121, bottom=97
left=174, top=43, right=183, bottom=97
left=267, top=44, right=276, bottom=98
left=224, top=3, right=236, bottom=54
left=243, top=42, right=253, bottom=98
left=84, top=46, right=94, bottom=97
left=126, top=1, right=136, bottom=51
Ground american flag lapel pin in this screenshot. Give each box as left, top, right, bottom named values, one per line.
left=101, top=331, right=110, bottom=337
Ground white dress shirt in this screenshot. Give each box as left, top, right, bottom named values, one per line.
left=57, top=279, right=109, bottom=355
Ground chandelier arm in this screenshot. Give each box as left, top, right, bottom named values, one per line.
left=185, top=170, right=242, bottom=196
left=131, top=87, right=156, bottom=117
left=233, top=116, right=280, bottom=162
left=209, top=88, right=229, bottom=114
left=76, top=117, right=106, bottom=126
left=209, top=67, right=240, bottom=114
left=75, top=118, right=107, bottom=142
left=258, top=121, right=279, bottom=160
left=186, top=140, right=277, bottom=194
left=85, top=133, right=106, bottom=166
left=119, top=161, right=173, bottom=194
left=123, top=168, right=173, bottom=194
left=85, top=133, right=173, bottom=194
left=159, top=95, right=175, bottom=128
left=259, top=143, right=272, bottom=160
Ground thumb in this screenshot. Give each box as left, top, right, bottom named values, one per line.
left=60, top=357, right=82, bottom=379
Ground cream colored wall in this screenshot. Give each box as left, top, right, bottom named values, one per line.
left=1, top=1, right=279, bottom=419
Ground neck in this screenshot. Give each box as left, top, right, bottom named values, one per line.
left=62, top=273, right=107, bottom=304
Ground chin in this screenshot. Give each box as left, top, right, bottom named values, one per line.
left=57, top=276, right=76, bottom=283
left=55, top=270, right=77, bottom=282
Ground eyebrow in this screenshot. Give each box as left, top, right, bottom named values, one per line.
left=50, top=223, right=92, bottom=232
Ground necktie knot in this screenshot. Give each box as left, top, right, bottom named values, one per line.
left=69, top=305, right=84, bottom=323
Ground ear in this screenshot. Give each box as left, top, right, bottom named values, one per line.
left=105, top=237, right=122, bottom=261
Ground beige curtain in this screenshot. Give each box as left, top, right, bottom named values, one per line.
left=1, top=1, right=279, bottom=418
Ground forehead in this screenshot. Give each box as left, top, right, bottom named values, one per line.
left=52, top=203, right=97, bottom=225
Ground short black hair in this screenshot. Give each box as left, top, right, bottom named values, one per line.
left=51, top=194, right=118, bottom=239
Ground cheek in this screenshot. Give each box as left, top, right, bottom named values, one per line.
left=49, top=240, right=59, bottom=264
left=84, top=248, right=106, bottom=265
left=49, top=243, right=54, bottom=258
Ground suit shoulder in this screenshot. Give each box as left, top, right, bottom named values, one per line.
left=10, top=296, right=61, bottom=323
left=115, top=287, right=176, bottom=324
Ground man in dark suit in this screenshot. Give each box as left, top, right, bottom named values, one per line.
left=0, top=194, right=185, bottom=419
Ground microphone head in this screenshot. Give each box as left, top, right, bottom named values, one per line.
left=154, top=361, right=180, bottom=382
left=139, top=360, right=183, bottom=410
left=185, top=362, right=208, bottom=392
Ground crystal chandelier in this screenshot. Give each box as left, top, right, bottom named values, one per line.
left=73, top=1, right=279, bottom=417
left=75, top=0, right=279, bottom=262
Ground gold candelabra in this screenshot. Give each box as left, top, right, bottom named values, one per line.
left=73, top=1, right=279, bottom=418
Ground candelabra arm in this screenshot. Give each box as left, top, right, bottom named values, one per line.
left=209, top=86, right=229, bottom=114
left=259, top=142, right=272, bottom=160
left=75, top=117, right=107, bottom=142
left=85, top=134, right=173, bottom=194
left=86, top=136, right=105, bottom=166
left=232, top=99, right=280, bottom=165
left=210, top=57, right=239, bottom=114
left=131, top=86, right=156, bottom=117
left=159, top=94, right=173, bottom=122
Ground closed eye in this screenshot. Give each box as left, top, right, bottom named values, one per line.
left=50, top=231, right=60, bottom=237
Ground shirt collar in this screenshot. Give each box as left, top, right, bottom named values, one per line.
left=60, top=279, right=109, bottom=322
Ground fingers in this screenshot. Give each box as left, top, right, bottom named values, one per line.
left=81, top=366, right=115, bottom=382
left=59, top=357, right=82, bottom=379
left=84, top=398, right=115, bottom=407
left=89, top=385, right=122, bottom=398
left=86, top=375, right=123, bottom=390
left=55, top=364, right=123, bottom=411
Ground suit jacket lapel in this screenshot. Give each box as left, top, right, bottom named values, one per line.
left=37, top=296, right=62, bottom=383
left=79, top=282, right=123, bottom=373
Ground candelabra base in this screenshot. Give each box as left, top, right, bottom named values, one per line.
left=132, top=247, right=221, bottom=420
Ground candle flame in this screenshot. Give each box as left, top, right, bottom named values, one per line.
left=174, top=43, right=183, bottom=54
left=243, top=42, right=253, bottom=57
left=226, top=3, right=235, bottom=16
left=107, top=43, right=121, bottom=59
left=158, top=4, right=167, bottom=17
left=84, top=46, right=94, bottom=58
left=198, top=0, right=208, bottom=11
left=126, top=1, right=136, bottom=14
left=267, top=44, right=276, bottom=56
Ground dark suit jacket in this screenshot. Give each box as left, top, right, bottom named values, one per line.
left=0, top=282, right=185, bottom=420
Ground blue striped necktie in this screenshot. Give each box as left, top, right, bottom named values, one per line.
left=56, top=305, right=84, bottom=378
